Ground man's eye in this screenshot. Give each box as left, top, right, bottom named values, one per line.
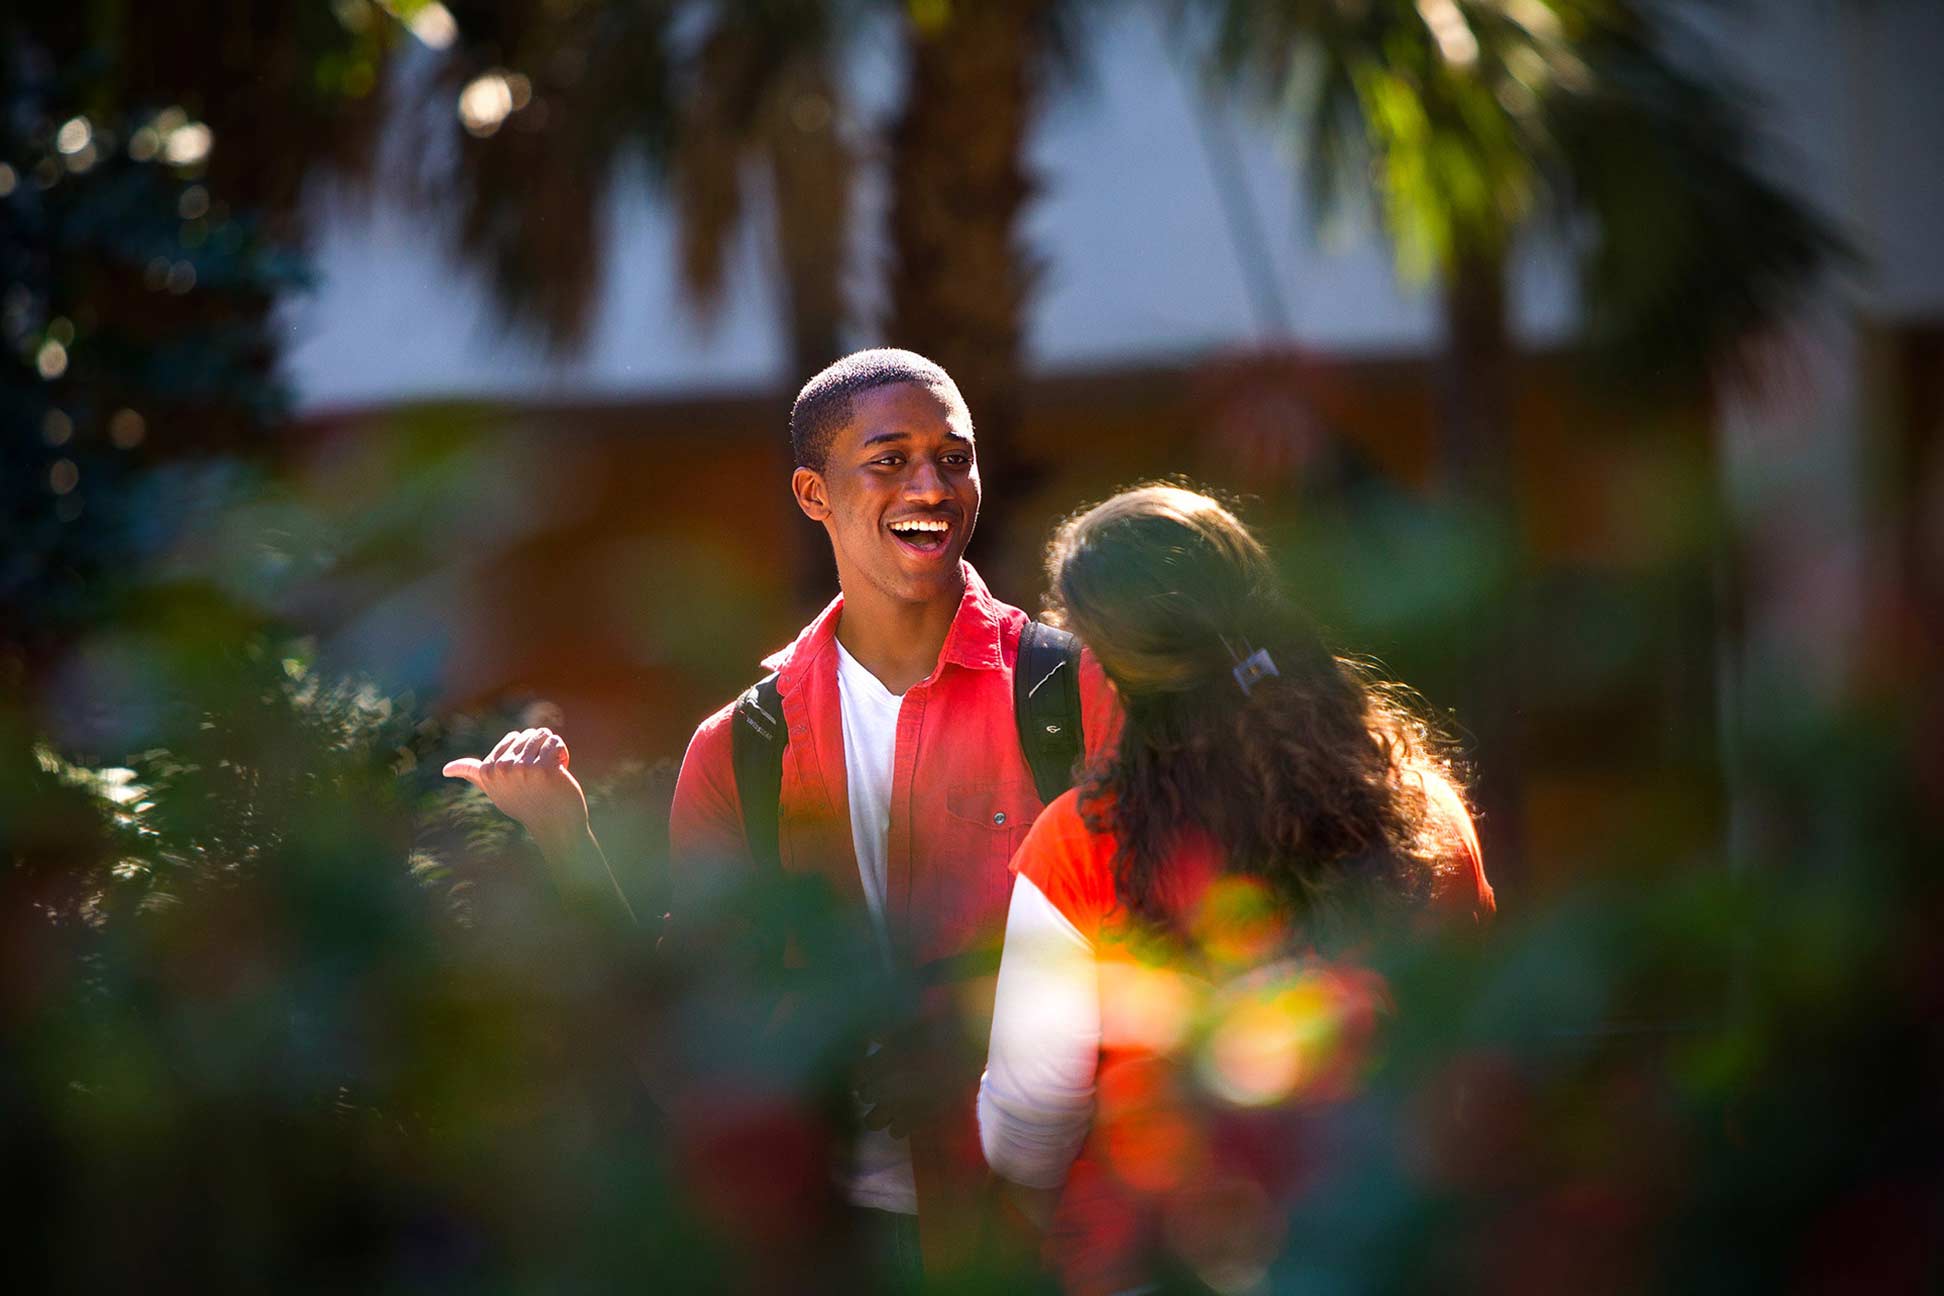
left=942, top=453, right=971, bottom=467
left=872, top=455, right=904, bottom=468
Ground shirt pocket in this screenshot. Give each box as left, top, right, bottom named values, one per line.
left=944, top=778, right=1039, bottom=878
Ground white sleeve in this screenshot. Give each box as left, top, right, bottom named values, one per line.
left=978, top=873, right=1100, bottom=1190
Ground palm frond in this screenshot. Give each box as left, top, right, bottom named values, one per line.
left=671, top=2, right=856, bottom=346
left=413, top=0, right=858, bottom=357
left=1192, top=0, right=1837, bottom=390
left=406, top=1, right=681, bottom=351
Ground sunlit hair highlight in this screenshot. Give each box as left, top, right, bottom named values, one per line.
left=1044, top=484, right=1471, bottom=933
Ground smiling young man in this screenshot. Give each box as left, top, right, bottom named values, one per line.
left=447, top=349, right=1118, bottom=1278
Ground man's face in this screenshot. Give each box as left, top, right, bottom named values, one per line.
left=793, top=381, right=981, bottom=606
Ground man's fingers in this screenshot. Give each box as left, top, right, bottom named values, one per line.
left=533, top=733, right=566, bottom=767
left=487, top=730, right=520, bottom=762
left=442, top=757, right=484, bottom=785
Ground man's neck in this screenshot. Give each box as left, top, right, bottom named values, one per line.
left=835, top=569, right=966, bottom=696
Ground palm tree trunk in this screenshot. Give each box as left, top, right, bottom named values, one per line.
left=765, top=60, right=852, bottom=382
left=1438, top=250, right=1515, bottom=499
left=1437, top=249, right=1527, bottom=888
left=885, top=0, right=1052, bottom=576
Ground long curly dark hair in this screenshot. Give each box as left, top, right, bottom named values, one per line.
left=1045, top=485, right=1475, bottom=934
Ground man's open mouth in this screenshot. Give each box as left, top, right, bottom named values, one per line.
left=887, top=517, right=953, bottom=556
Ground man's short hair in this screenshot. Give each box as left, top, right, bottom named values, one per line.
left=789, top=348, right=967, bottom=472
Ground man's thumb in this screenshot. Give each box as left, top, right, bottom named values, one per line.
left=442, top=757, right=484, bottom=785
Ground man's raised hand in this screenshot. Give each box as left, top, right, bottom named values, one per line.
left=442, top=727, right=590, bottom=855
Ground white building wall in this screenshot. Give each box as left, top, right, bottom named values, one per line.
left=1711, top=0, right=1944, bottom=700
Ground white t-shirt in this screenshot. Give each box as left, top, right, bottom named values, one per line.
left=834, top=639, right=919, bottom=1214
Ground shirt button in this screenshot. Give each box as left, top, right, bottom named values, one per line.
left=992, top=812, right=1007, bottom=826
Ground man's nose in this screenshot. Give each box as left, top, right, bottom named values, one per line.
left=905, top=460, right=949, bottom=503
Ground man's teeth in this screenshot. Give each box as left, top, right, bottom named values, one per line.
left=891, top=521, right=949, bottom=533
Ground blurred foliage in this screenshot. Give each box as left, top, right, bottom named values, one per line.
left=1, top=612, right=976, bottom=1291
left=4, top=642, right=703, bottom=1290
left=4, top=1, right=1934, bottom=1292
left=7, top=596, right=1934, bottom=1289
left=0, top=2, right=397, bottom=661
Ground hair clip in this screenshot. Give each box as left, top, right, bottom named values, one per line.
left=1221, top=636, right=1279, bottom=696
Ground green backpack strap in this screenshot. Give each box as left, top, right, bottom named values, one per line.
left=1015, top=620, right=1085, bottom=805
left=731, top=672, right=785, bottom=872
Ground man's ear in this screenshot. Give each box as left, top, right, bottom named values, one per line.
left=791, top=466, right=831, bottom=522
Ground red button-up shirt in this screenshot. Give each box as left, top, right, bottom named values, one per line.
left=668, top=562, right=1120, bottom=969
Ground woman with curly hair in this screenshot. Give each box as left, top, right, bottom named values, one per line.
left=977, top=485, right=1493, bottom=1291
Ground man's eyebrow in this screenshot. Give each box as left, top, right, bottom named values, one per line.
left=858, top=430, right=972, bottom=449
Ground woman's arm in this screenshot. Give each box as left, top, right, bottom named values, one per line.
left=977, top=873, right=1101, bottom=1197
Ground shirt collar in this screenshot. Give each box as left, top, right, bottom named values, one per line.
left=764, top=560, right=1005, bottom=683
left=937, top=561, right=1006, bottom=671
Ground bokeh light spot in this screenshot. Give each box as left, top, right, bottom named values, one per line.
left=1192, top=876, right=1288, bottom=968
left=42, top=410, right=73, bottom=445
left=1202, top=997, right=1311, bottom=1107
left=1198, top=967, right=1366, bottom=1108
left=1098, top=960, right=1195, bottom=1054
left=1416, top=0, right=1480, bottom=68
left=56, top=116, right=93, bottom=155
left=459, top=73, right=519, bottom=137
left=162, top=122, right=213, bottom=166
left=110, top=408, right=147, bottom=449
left=50, top=459, right=80, bottom=495
left=36, top=339, right=68, bottom=379
left=407, top=2, right=458, bottom=50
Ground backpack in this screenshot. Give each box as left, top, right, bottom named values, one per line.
left=730, top=620, right=1084, bottom=872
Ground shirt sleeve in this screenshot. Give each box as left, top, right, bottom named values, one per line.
left=666, top=701, right=751, bottom=917
left=1012, top=789, right=1118, bottom=938
left=978, top=872, right=1100, bottom=1190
